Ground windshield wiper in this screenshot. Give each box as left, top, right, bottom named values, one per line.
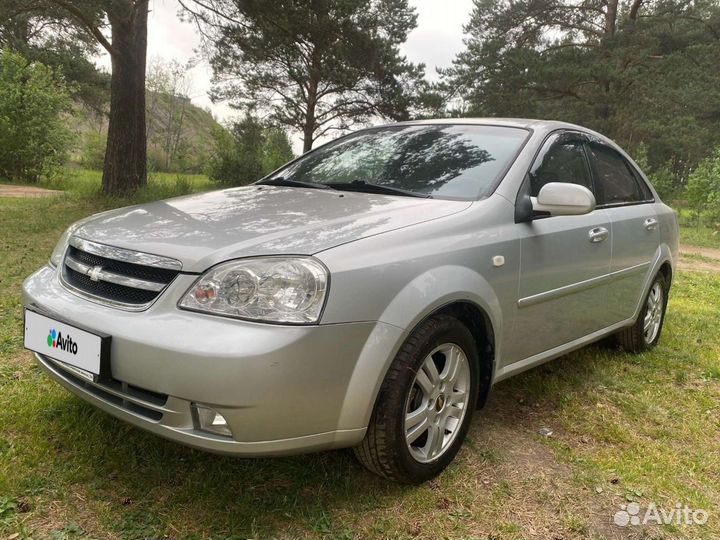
left=256, top=177, right=332, bottom=190
left=324, top=180, right=432, bottom=199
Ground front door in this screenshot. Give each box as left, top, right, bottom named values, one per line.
left=505, top=132, right=613, bottom=364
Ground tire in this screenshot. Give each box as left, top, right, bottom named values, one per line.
left=616, top=272, right=669, bottom=353
left=353, top=314, right=480, bottom=483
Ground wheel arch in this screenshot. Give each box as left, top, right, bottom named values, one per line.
left=336, top=265, right=504, bottom=433
left=658, top=260, right=673, bottom=285
left=430, top=301, right=496, bottom=409
left=372, top=264, right=504, bottom=413
left=631, top=245, right=675, bottom=324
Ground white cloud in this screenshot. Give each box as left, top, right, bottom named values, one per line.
left=402, top=0, right=473, bottom=80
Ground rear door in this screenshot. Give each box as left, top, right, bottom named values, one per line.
left=506, top=132, right=614, bottom=364
left=585, top=139, right=659, bottom=322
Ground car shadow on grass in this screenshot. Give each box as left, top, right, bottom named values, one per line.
left=39, top=343, right=635, bottom=539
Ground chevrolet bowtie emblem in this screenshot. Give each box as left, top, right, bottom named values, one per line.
left=88, top=265, right=103, bottom=281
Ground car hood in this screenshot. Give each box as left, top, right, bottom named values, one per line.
left=75, top=186, right=472, bottom=272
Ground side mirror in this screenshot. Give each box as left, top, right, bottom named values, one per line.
left=531, top=182, right=596, bottom=216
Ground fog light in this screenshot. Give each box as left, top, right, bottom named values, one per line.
left=192, top=404, right=232, bottom=437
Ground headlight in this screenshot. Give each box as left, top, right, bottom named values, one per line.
left=49, top=221, right=85, bottom=267
left=179, top=257, right=328, bottom=324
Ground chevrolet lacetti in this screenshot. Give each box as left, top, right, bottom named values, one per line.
left=23, top=119, right=678, bottom=483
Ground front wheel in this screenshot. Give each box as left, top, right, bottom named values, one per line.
left=616, top=272, right=669, bottom=353
left=353, top=314, right=479, bottom=483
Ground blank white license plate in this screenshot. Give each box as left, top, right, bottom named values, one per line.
left=24, top=309, right=109, bottom=379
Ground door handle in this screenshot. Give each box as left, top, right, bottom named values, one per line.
left=588, top=226, right=609, bottom=243
left=644, top=217, right=658, bottom=231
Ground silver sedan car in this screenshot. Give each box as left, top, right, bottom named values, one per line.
left=23, top=119, right=678, bottom=483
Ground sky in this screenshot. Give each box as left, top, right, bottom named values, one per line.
left=95, top=0, right=474, bottom=149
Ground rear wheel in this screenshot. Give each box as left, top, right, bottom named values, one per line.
left=616, top=273, right=669, bottom=353
left=353, top=314, right=479, bottom=483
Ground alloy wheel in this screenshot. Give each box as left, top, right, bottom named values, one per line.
left=404, top=343, right=471, bottom=463
left=643, top=282, right=664, bottom=344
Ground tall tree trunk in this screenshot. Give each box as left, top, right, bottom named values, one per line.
left=302, top=123, right=314, bottom=153
left=102, top=1, right=149, bottom=195
left=604, top=0, right=619, bottom=37
left=629, top=0, right=644, bottom=21
left=302, top=78, right=318, bottom=153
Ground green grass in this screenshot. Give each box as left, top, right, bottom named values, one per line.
left=676, top=208, right=720, bottom=250
left=680, top=226, right=720, bottom=250
left=0, top=181, right=719, bottom=538
left=1, top=168, right=214, bottom=202
left=37, top=168, right=214, bottom=201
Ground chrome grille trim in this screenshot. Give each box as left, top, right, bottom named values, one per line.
left=65, top=255, right=166, bottom=292
left=69, top=236, right=182, bottom=271
left=60, top=236, right=182, bottom=311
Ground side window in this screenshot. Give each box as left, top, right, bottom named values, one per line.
left=529, top=135, right=593, bottom=197
left=587, top=143, right=646, bottom=205
left=631, top=167, right=655, bottom=201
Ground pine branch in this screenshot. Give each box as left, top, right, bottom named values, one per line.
left=51, top=0, right=119, bottom=57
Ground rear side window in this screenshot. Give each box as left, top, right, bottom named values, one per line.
left=529, top=135, right=593, bottom=197
left=587, top=143, right=648, bottom=205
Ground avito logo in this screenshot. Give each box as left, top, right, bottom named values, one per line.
left=47, top=328, right=78, bottom=355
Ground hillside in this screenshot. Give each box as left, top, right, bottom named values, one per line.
left=66, top=91, right=224, bottom=174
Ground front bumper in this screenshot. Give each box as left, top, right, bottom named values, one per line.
left=23, top=265, right=403, bottom=456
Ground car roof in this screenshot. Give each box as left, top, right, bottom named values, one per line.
left=341, top=117, right=634, bottom=167
left=388, top=117, right=586, bottom=132
left=372, top=117, right=622, bottom=149
left=364, top=116, right=642, bottom=169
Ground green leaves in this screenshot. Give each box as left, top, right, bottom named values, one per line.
left=0, top=0, right=108, bottom=111
left=193, top=0, right=425, bottom=151
left=686, top=148, right=720, bottom=224
left=207, top=114, right=294, bottom=185
left=442, top=0, right=720, bottom=176
left=0, top=49, right=73, bottom=182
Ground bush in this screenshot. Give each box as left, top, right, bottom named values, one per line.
left=263, top=127, right=295, bottom=175
left=633, top=143, right=678, bottom=201
left=148, top=138, right=207, bottom=174
left=208, top=114, right=294, bottom=185
left=80, top=132, right=106, bottom=170
left=647, top=165, right=677, bottom=201
left=0, top=50, right=74, bottom=182
left=146, top=144, right=168, bottom=173
left=685, top=148, right=720, bottom=229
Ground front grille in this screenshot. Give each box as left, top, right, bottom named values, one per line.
left=61, top=237, right=181, bottom=310
left=64, top=264, right=160, bottom=304
left=38, top=354, right=167, bottom=421
left=68, top=245, right=179, bottom=283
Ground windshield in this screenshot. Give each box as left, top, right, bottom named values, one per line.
left=266, top=124, right=529, bottom=200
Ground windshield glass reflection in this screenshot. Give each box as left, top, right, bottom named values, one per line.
left=272, top=124, right=529, bottom=200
